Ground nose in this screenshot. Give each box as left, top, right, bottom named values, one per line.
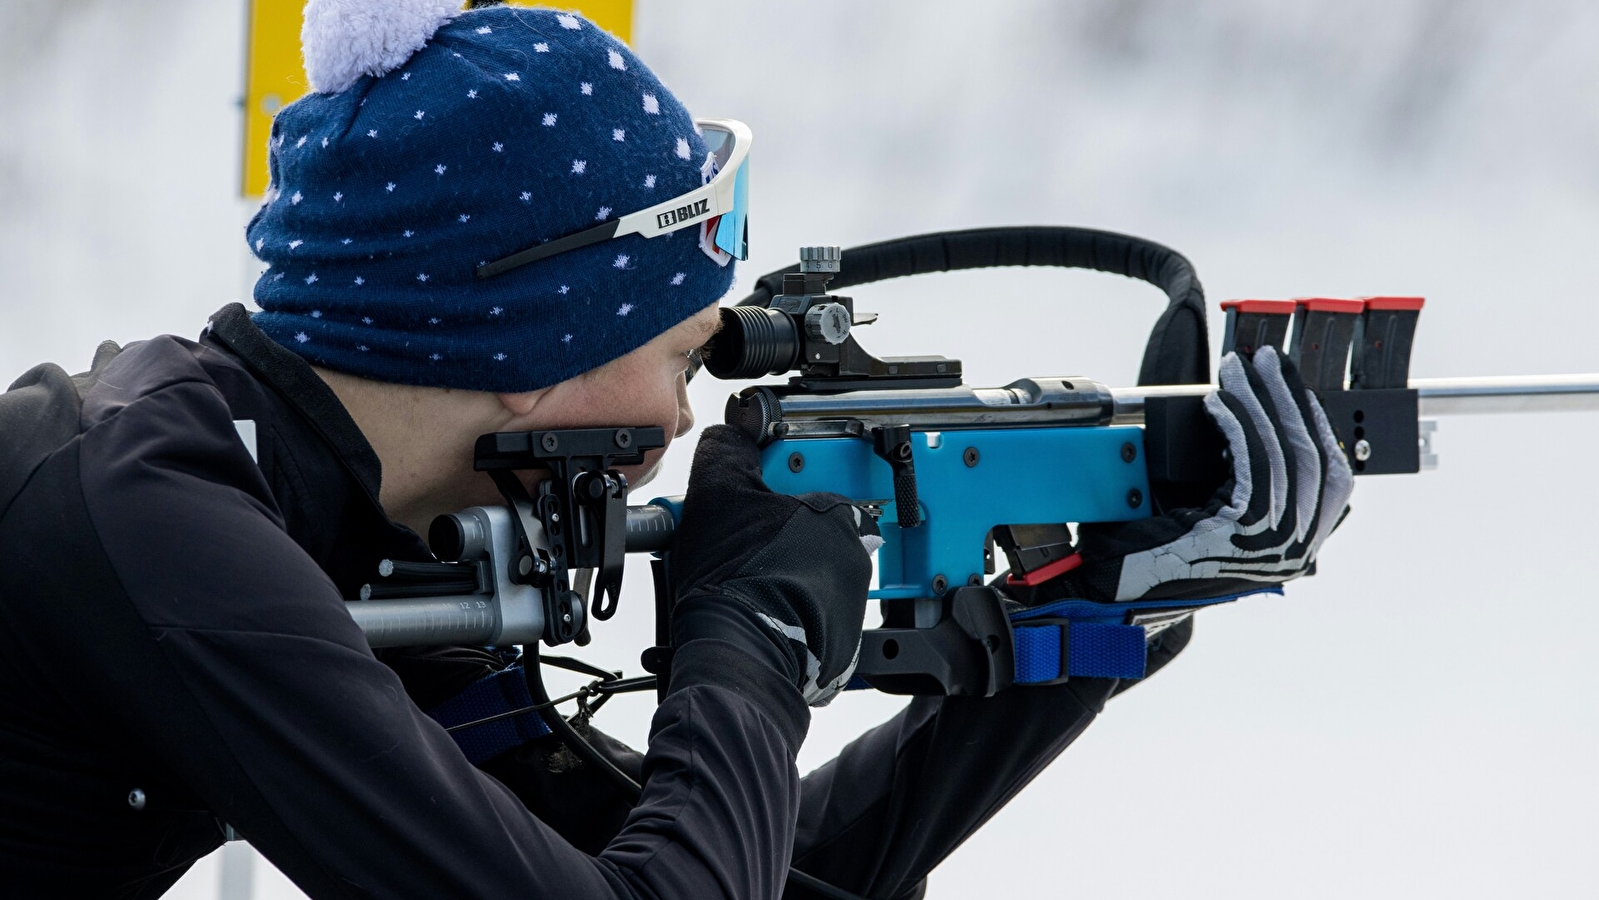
left=674, top=372, right=695, bottom=438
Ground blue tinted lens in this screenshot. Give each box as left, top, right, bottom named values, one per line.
left=714, top=157, right=749, bottom=260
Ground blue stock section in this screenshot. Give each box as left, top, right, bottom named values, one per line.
left=758, top=426, right=1153, bottom=600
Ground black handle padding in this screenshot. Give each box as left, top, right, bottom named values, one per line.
left=739, top=226, right=1210, bottom=386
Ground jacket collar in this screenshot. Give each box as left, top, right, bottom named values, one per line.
left=204, top=303, right=385, bottom=505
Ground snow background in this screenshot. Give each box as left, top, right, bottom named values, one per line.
left=2, top=1, right=1597, bottom=897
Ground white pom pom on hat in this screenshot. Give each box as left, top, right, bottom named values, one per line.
left=302, top=0, right=459, bottom=94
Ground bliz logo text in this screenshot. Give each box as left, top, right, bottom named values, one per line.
left=657, top=199, right=710, bottom=229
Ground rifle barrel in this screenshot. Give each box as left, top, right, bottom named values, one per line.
left=1110, top=374, right=1599, bottom=423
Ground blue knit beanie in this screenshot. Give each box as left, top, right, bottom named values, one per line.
left=245, top=2, right=738, bottom=393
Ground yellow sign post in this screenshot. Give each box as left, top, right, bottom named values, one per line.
left=240, top=1, right=634, bottom=197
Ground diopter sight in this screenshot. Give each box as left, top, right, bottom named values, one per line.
left=701, top=246, right=962, bottom=392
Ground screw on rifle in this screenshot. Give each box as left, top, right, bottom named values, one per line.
left=931, top=574, right=949, bottom=594
left=1121, top=442, right=1138, bottom=463
left=967, top=574, right=983, bottom=586
left=963, top=447, right=980, bottom=467
left=1353, top=439, right=1372, bottom=462
left=614, top=429, right=632, bottom=448
left=541, top=433, right=559, bottom=452
left=1126, top=488, right=1144, bottom=509
left=788, top=452, right=805, bottom=473
left=127, top=788, right=146, bottom=811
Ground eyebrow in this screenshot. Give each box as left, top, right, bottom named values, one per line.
left=689, top=312, right=724, bottom=346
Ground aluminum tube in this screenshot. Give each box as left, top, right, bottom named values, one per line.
left=346, top=595, right=498, bottom=648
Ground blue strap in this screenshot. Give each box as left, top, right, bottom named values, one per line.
left=426, top=665, right=551, bottom=764
left=1013, top=620, right=1150, bottom=681
left=1007, top=588, right=1281, bottom=683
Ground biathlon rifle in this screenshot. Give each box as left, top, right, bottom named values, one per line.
left=344, top=227, right=1599, bottom=700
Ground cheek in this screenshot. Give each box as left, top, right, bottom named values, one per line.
left=570, top=359, right=684, bottom=437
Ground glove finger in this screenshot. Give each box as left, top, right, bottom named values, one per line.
left=1204, top=389, right=1273, bottom=528
left=1201, top=389, right=1252, bottom=522
left=1233, top=352, right=1309, bottom=550
left=795, top=490, right=884, bottom=556
left=685, top=424, right=770, bottom=496
left=1252, top=348, right=1322, bottom=548
left=1218, top=353, right=1289, bottom=531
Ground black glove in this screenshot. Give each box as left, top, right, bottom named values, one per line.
left=1066, top=346, right=1354, bottom=602
left=671, top=425, right=882, bottom=706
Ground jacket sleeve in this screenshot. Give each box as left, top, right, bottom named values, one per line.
left=64, top=377, right=810, bottom=900
left=785, top=619, right=1193, bottom=900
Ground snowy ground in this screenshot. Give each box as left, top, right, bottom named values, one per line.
left=4, top=2, right=1598, bottom=897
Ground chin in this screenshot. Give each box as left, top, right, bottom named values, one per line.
left=625, top=460, right=663, bottom=494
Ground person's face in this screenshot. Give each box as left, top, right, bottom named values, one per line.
left=502, top=302, right=721, bottom=492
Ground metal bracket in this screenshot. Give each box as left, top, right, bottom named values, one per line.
left=474, top=428, right=665, bottom=647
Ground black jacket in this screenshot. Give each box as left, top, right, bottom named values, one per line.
left=0, top=305, right=1188, bottom=899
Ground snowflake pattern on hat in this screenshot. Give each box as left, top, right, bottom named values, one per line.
left=247, top=6, right=736, bottom=393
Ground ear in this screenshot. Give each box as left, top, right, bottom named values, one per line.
left=496, top=389, right=543, bottom=418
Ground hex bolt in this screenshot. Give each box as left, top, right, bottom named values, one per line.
left=1121, top=442, right=1138, bottom=463
left=788, top=452, right=805, bottom=473
left=963, top=447, right=980, bottom=467
left=541, top=433, right=559, bottom=452
left=1127, top=488, right=1144, bottom=509
left=1354, top=439, right=1372, bottom=462
left=931, top=574, right=949, bottom=594
left=128, top=788, right=147, bottom=811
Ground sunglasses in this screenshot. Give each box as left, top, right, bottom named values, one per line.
left=477, top=118, right=751, bottom=280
